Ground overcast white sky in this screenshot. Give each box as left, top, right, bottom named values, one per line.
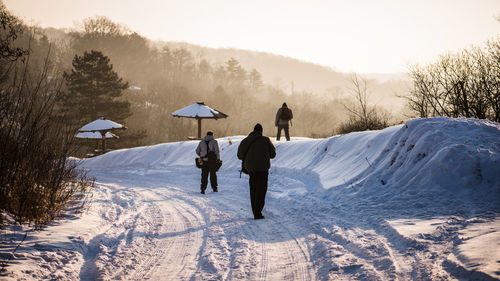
left=4, top=0, right=500, bottom=73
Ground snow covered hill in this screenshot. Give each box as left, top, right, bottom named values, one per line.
left=83, top=117, right=500, bottom=215
left=1, top=117, right=499, bottom=280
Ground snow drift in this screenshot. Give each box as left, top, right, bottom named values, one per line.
left=82, top=117, right=500, bottom=215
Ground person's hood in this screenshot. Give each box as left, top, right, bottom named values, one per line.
left=203, top=135, right=214, bottom=141
left=249, top=130, right=262, bottom=139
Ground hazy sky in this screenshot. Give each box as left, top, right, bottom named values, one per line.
left=4, top=0, right=500, bottom=73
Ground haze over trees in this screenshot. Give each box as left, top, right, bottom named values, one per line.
left=47, top=15, right=354, bottom=149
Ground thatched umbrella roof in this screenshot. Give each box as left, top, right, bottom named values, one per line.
left=172, top=102, right=228, bottom=139
left=78, top=117, right=126, bottom=153
left=78, top=118, right=125, bottom=132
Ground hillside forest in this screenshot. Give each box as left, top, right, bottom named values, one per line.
left=4, top=16, right=407, bottom=153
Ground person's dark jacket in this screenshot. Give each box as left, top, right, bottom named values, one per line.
left=237, top=131, right=276, bottom=172
left=275, top=105, right=293, bottom=126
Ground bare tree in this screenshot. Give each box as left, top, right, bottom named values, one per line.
left=339, top=74, right=390, bottom=133
left=406, top=65, right=430, bottom=118
left=346, top=74, right=370, bottom=128
left=407, top=39, right=500, bottom=122
left=81, top=16, right=130, bottom=37
left=485, top=40, right=500, bottom=121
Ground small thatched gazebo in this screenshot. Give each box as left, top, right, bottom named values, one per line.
left=75, top=131, right=118, bottom=139
left=172, top=102, right=228, bottom=139
left=75, top=131, right=118, bottom=156
left=78, top=117, right=126, bottom=153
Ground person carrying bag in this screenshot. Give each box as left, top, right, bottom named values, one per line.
left=195, top=131, right=221, bottom=194
left=237, top=124, right=276, bottom=219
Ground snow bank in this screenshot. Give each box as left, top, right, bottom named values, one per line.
left=81, top=117, right=500, bottom=215
left=329, top=117, right=500, bottom=215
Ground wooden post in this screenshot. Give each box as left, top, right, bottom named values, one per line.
left=100, top=131, right=106, bottom=154
left=197, top=118, right=202, bottom=139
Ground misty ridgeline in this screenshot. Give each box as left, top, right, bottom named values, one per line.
left=2, top=14, right=410, bottom=154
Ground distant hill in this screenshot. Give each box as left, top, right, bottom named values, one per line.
left=154, top=41, right=410, bottom=111
left=154, top=41, right=347, bottom=94
left=42, top=27, right=410, bottom=112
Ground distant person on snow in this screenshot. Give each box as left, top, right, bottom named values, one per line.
left=275, top=102, right=293, bottom=141
left=196, top=131, right=220, bottom=194
left=237, top=123, right=276, bottom=219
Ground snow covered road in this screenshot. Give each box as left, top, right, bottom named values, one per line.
left=78, top=168, right=320, bottom=280
left=1, top=117, right=499, bottom=280
left=59, top=166, right=497, bottom=281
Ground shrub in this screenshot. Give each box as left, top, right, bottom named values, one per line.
left=0, top=56, right=94, bottom=228
left=337, top=111, right=389, bottom=134
left=338, top=74, right=391, bottom=134
left=406, top=39, right=500, bottom=122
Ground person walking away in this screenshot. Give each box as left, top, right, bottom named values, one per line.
left=196, top=131, right=220, bottom=194
left=237, top=124, right=276, bottom=219
left=275, top=102, right=293, bottom=141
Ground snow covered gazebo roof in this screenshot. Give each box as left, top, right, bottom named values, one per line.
left=77, top=117, right=126, bottom=154
left=172, top=102, right=228, bottom=139
left=172, top=102, right=228, bottom=119
left=78, top=118, right=126, bottom=132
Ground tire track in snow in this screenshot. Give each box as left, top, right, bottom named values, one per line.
left=194, top=178, right=314, bottom=281
left=79, top=185, right=163, bottom=280
left=91, top=170, right=317, bottom=280
left=273, top=217, right=314, bottom=281
left=123, top=200, right=167, bottom=280
left=131, top=190, right=207, bottom=280
left=258, top=233, right=269, bottom=281
left=258, top=216, right=312, bottom=281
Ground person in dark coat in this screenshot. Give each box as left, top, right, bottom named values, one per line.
left=275, top=102, right=293, bottom=141
left=237, top=123, right=276, bottom=219
left=196, top=131, right=220, bottom=194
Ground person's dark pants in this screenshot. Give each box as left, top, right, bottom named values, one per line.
left=276, top=124, right=290, bottom=141
left=249, top=171, right=269, bottom=218
left=201, top=165, right=217, bottom=192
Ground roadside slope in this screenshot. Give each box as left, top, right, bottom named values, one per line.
left=82, top=117, right=500, bottom=215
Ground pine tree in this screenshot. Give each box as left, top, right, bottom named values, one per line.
left=225, top=57, right=246, bottom=85
left=249, top=69, right=263, bottom=91
left=0, top=1, right=29, bottom=81
left=62, top=50, right=130, bottom=126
